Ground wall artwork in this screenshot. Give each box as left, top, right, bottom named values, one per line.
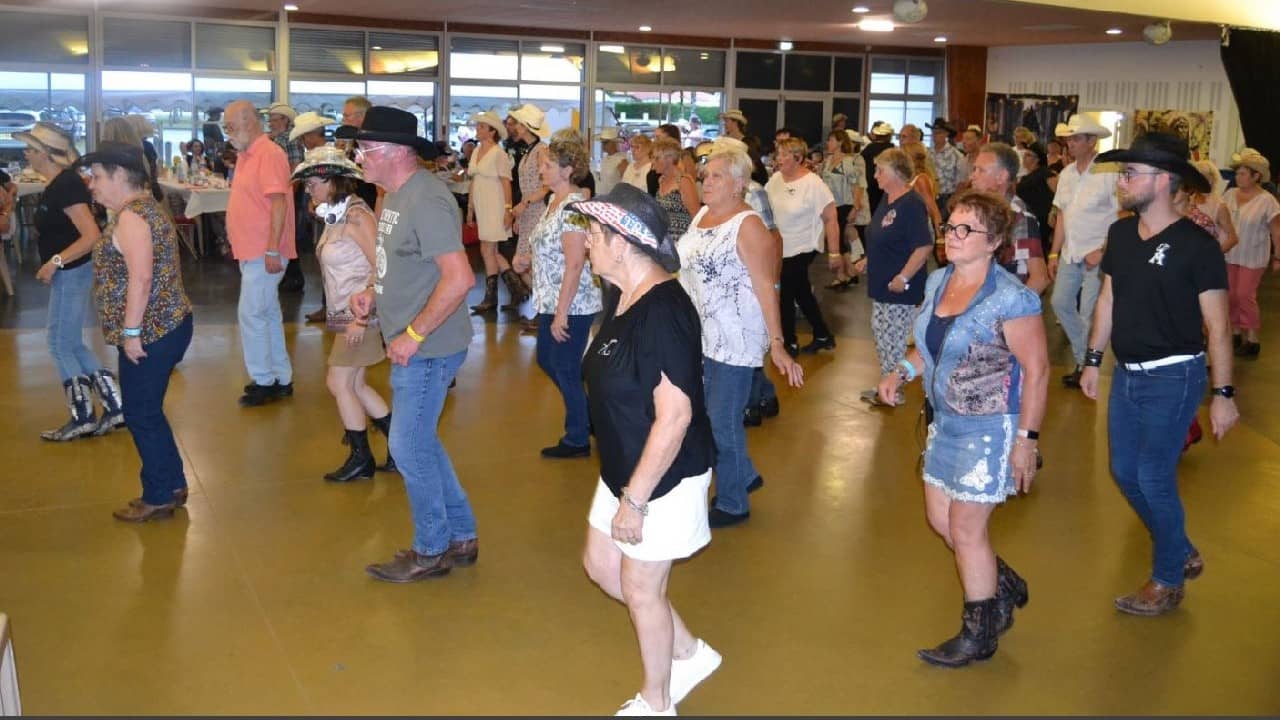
left=1132, top=110, right=1214, bottom=161
left=984, top=93, right=1079, bottom=145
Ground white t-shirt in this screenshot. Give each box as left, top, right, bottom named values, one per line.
left=1052, top=156, right=1120, bottom=262
left=621, top=159, right=651, bottom=191
left=598, top=152, right=627, bottom=196
left=765, top=171, right=835, bottom=258
left=1224, top=189, right=1280, bottom=269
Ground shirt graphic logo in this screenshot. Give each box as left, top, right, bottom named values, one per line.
left=597, top=339, right=619, bottom=356
left=881, top=209, right=897, bottom=228
left=1148, top=242, right=1171, bottom=267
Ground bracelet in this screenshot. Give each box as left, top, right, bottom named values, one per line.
left=121, top=327, right=143, bottom=338
left=621, top=489, right=649, bottom=516
left=1048, top=252, right=1060, bottom=260
left=1017, top=428, right=1039, bottom=440
left=265, top=250, right=281, bottom=258
left=404, top=325, right=426, bottom=343
left=828, top=252, right=842, bottom=259
left=1084, top=348, right=1104, bottom=368
left=896, top=358, right=917, bottom=382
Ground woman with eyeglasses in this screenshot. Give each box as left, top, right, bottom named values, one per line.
left=878, top=189, right=1048, bottom=668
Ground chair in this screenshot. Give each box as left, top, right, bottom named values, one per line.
left=0, top=613, right=21, bottom=716
left=165, top=192, right=202, bottom=260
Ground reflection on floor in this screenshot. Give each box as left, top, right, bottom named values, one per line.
left=0, top=255, right=1277, bottom=714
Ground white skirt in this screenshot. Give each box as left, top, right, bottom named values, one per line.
left=587, top=469, right=713, bottom=562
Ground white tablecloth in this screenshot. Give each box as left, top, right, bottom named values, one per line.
left=15, top=182, right=44, bottom=198
left=159, top=181, right=230, bottom=218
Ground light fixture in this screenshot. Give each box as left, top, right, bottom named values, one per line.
left=282, top=3, right=298, bottom=10
left=852, top=5, right=871, bottom=12
left=933, top=36, right=947, bottom=43
left=1106, top=27, right=1123, bottom=35
left=1143, top=21, right=1172, bottom=45
left=540, top=44, right=565, bottom=53
left=600, top=44, right=625, bottom=54
left=371, top=45, right=382, bottom=51
left=892, top=0, right=927, bottom=23
left=857, top=19, right=895, bottom=32
left=699, top=52, right=709, bottom=60
left=638, top=25, right=652, bottom=32
left=778, top=40, right=794, bottom=51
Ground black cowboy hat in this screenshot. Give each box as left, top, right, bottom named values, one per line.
left=566, top=184, right=679, bottom=273
left=926, top=117, right=958, bottom=137
left=1096, top=131, right=1209, bottom=193
left=76, top=140, right=148, bottom=177
left=354, top=106, right=438, bottom=160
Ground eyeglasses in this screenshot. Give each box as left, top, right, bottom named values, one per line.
left=354, top=144, right=393, bottom=159
left=940, top=222, right=995, bottom=240
left=1117, top=168, right=1166, bottom=182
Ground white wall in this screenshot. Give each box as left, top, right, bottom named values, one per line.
left=986, top=40, right=1244, bottom=166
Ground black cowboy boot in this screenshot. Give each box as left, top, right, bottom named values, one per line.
left=470, top=275, right=499, bottom=314
left=993, top=556, right=1029, bottom=635
left=91, top=368, right=126, bottom=435
left=918, top=598, right=999, bottom=668
left=41, top=375, right=98, bottom=442
left=324, top=429, right=375, bottom=482
left=371, top=413, right=397, bottom=473
left=500, top=269, right=530, bottom=311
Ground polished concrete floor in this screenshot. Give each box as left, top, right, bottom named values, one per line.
left=0, top=251, right=1278, bottom=715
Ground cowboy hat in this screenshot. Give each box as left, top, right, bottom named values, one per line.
left=567, top=184, right=679, bottom=273
left=289, top=111, right=337, bottom=142
left=354, top=106, right=438, bottom=159
left=870, top=122, right=895, bottom=137
left=711, top=136, right=749, bottom=154
left=597, top=127, right=620, bottom=142
left=14, top=121, right=78, bottom=163
left=1096, top=132, right=1209, bottom=193
left=508, top=104, right=550, bottom=138
left=1056, top=114, right=1112, bottom=139
left=473, top=111, right=508, bottom=141
left=1229, top=148, right=1271, bottom=184
left=76, top=140, right=147, bottom=177
left=845, top=129, right=869, bottom=146
left=719, top=109, right=748, bottom=126
left=926, top=117, right=957, bottom=136
left=291, top=144, right=363, bottom=182
left=264, top=102, right=297, bottom=121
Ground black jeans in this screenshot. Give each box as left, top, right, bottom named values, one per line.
left=119, top=314, right=193, bottom=506
left=779, top=251, right=831, bottom=345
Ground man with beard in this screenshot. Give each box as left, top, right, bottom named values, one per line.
left=1080, top=132, right=1238, bottom=616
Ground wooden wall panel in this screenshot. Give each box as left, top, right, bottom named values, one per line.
left=946, top=45, right=987, bottom=130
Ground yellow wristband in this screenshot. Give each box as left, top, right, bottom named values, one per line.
left=1048, top=252, right=1060, bottom=259
left=404, top=325, right=425, bottom=343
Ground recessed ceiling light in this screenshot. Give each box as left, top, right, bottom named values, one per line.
left=852, top=5, right=871, bottom=12
left=858, top=19, right=895, bottom=32
left=282, top=3, right=298, bottom=10
left=934, top=36, right=947, bottom=42
left=600, top=44, right=626, bottom=54
left=778, top=40, right=794, bottom=51
left=540, top=44, right=564, bottom=53
left=638, top=25, right=652, bottom=32
left=371, top=45, right=382, bottom=50
left=1106, top=27, right=1123, bottom=35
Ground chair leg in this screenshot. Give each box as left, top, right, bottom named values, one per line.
left=0, top=240, right=14, bottom=296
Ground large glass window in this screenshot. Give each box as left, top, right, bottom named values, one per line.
left=291, top=28, right=365, bottom=75
left=784, top=54, right=831, bottom=92
left=195, top=23, right=276, bottom=73
left=735, top=51, right=782, bottom=90
left=594, top=89, right=723, bottom=148
left=366, top=80, right=434, bottom=136
left=867, top=57, right=944, bottom=136
left=369, top=32, right=439, bottom=76
left=102, top=17, right=192, bottom=69
left=447, top=37, right=583, bottom=148
left=0, top=71, right=88, bottom=162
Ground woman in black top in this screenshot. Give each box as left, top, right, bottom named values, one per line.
left=571, top=184, right=720, bottom=716
left=1016, top=142, right=1055, bottom=256
left=18, top=122, right=124, bottom=442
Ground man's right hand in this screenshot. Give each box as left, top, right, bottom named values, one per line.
left=350, top=288, right=375, bottom=319
left=1080, top=366, right=1100, bottom=399
left=265, top=254, right=284, bottom=274
left=1047, top=256, right=1059, bottom=280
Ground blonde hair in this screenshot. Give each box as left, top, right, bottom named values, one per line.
left=902, top=141, right=938, bottom=188
left=651, top=137, right=682, bottom=163
left=1013, top=126, right=1036, bottom=146
left=776, top=137, right=808, bottom=161
left=874, top=147, right=913, bottom=185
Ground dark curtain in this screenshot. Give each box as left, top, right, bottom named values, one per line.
left=1221, top=29, right=1280, bottom=170
left=983, top=94, right=1078, bottom=146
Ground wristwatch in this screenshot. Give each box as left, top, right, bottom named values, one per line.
left=51, top=254, right=65, bottom=269
left=1211, top=385, right=1236, bottom=399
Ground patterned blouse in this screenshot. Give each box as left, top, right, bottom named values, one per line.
left=529, top=191, right=602, bottom=316
left=515, top=141, right=549, bottom=251
left=94, top=195, right=192, bottom=345
left=677, top=208, right=767, bottom=367
left=656, top=183, right=693, bottom=239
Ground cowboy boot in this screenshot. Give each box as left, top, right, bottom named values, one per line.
left=918, top=598, right=999, bottom=668
left=91, top=368, right=126, bottom=435
left=371, top=413, right=397, bottom=473
left=323, top=429, right=376, bottom=482
left=993, top=556, right=1029, bottom=635
left=470, top=275, right=499, bottom=314
left=41, top=376, right=98, bottom=442
left=500, top=269, right=531, bottom=311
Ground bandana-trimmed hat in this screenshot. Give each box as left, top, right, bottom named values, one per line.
left=567, top=183, right=679, bottom=273
left=291, top=144, right=363, bottom=182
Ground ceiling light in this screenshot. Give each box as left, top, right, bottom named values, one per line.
left=371, top=45, right=382, bottom=50
left=857, top=19, right=895, bottom=32
left=1106, top=27, right=1123, bottom=35
left=852, top=5, right=871, bottom=12
left=600, top=44, right=625, bottom=54
left=540, top=44, right=564, bottom=53
left=638, top=25, right=652, bottom=32
left=778, top=40, right=794, bottom=51
left=282, top=3, right=298, bottom=10
left=933, top=36, right=947, bottom=42
left=699, top=52, right=709, bottom=60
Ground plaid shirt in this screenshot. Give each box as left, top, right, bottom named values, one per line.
left=273, top=132, right=305, bottom=167
left=930, top=143, right=965, bottom=195
left=1000, top=194, right=1043, bottom=283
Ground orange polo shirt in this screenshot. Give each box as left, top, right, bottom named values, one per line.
left=226, top=134, right=296, bottom=260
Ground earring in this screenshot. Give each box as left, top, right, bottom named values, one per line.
left=615, top=254, right=624, bottom=264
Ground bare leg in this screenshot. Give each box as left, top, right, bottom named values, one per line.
left=326, top=365, right=367, bottom=430
left=351, top=366, right=389, bottom=419
left=479, top=241, right=511, bottom=275
left=621, top=555, right=675, bottom=712
left=949, top=500, right=999, bottom=600
left=923, top=482, right=954, bottom=548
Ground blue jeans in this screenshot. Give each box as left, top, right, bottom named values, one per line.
left=1050, top=260, right=1101, bottom=366
left=389, top=350, right=478, bottom=556
left=238, top=258, right=292, bottom=385
left=47, top=262, right=103, bottom=382
left=749, top=367, right=776, bottom=408
left=119, top=315, right=193, bottom=506
left=536, top=313, right=595, bottom=448
left=1108, top=354, right=1206, bottom=587
left=705, top=358, right=759, bottom=515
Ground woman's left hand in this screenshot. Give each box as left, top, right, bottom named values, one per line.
left=550, top=312, right=570, bottom=342
left=888, top=275, right=908, bottom=293
left=345, top=323, right=366, bottom=348
left=36, top=261, right=57, bottom=284
left=123, top=336, right=147, bottom=364
left=770, top=345, right=804, bottom=388
left=1010, top=441, right=1038, bottom=493
left=611, top=503, right=644, bottom=545
left=826, top=253, right=843, bottom=273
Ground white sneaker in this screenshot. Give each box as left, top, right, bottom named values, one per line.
left=670, top=638, right=722, bottom=704
left=615, top=693, right=677, bottom=716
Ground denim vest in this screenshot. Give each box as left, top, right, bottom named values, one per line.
left=916, top=262, right=1041, bottom=418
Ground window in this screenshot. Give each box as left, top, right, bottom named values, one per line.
left=784, top=54, right=831, bottom=92
left=447, top=37, right=583, bottom=148
left=664, top=49, right=725, bottom=88
left=867, top=56, right=944, bottom=137
left=369, top=32, right=439, bottom=76
left=834, top=56, right=864, bottom=94
left=195, top=76, right=273, bottom=145
left=450, top=38, right=519, bottom=81
left=0, top=11, right=89, bottom=66
left=195, top=23, right=276, bottom=73
left=367, top=80, right=434, bottom=137
left=291, top=28, right=365, bottom=75
left=735, top=51, right=782, bottom=90
left=102, top=17, right=191, bottom=69
left=594, top=89, right=723, bottom=149
left=596, top=46, right=661, bottom=86
left=0, top=72, right=88, bottom=162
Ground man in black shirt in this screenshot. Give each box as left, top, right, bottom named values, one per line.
left=861, top=122, right=895, bottom=212
left=1080, top=132, right=1239, bottom=617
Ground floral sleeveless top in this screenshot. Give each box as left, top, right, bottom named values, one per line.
left=94, top=195, right=192, bottom=345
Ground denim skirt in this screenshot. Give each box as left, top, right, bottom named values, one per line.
left=922, top=411, right=1018, bottom=504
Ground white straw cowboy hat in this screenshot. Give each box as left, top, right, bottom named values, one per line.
left=870, top=122, right=895, bottom=137
left=597, top=127, right=620, bottom=142
left=289, top=111, right=337, bottom=142
left=508, top=104, right=550, bottom=138
left=14, top=121, right=79, bottom=164
left=264, top=102, right=297, bottom=121
left=719, top=109, right=748, bottom=126
left=1056, top=114, right=1112, bottom=139
left=291, top=144, right=363, bottom=182
left=1230, top=147, right=1271, bottom=184
left=473, top=111, right=508, bottom=141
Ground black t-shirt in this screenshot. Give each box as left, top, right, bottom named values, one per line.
left=583, top=279, right=714, bottom=501
left=1100, top=216, right=1228, bottom=363
left=861, top=140, right=893, bottom=212
left=1016, top=166, right=1054, bottom=246
left=504, top=137, right=530, bottom=205
left=35, top=168, right=93, bottom=269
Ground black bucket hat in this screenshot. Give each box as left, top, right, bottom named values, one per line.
left=76, top=140, right=149, bottom=177
left=354, top=107, right=437, bottom=159
left=567, top=184, right=679, bottom=273
left=1096, top=132, right=1209, bottom=193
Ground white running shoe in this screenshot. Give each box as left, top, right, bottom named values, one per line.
left=669, top=638, right=722, bottom=704
left=615, top=693, right=677, bottom=716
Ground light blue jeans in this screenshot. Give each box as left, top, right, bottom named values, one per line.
left=389, top=350, right=478, bottom=557
left=237, top=258, right=292, bottom=385
left=47, top=262, right=103, bottom=382
left=1050, top=260, right=1101, bottom=367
